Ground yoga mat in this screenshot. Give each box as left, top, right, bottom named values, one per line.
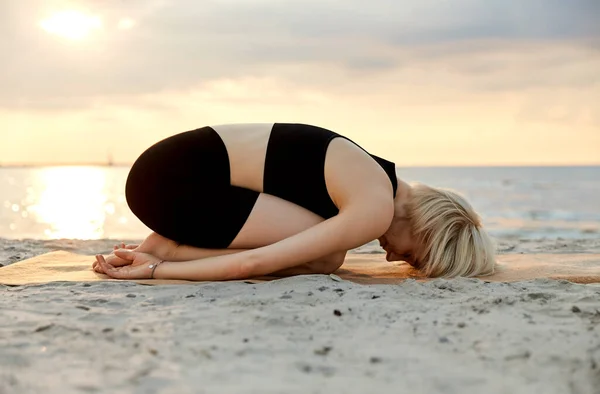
left=0, top=251, right=599, bottom=286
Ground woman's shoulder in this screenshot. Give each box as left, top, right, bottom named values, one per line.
left=325, top=137, right=396, bottom=204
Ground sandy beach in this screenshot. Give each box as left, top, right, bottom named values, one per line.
left=1, top=237, right=599, bottom=394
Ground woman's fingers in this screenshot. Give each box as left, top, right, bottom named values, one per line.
left=96, top=255, right=124, bottom=279
left=93, top=254, right=135, bottom=276
left=94, top=250, right=142, bottom=273
left=93, top=256, right=105, bottom=274
left=114, top=249, right=136, bottom=261
left=105, top=253, right=132, bottom=267
left=96, top=254, right=150, bottom=280
left=113, top=243, right=138, bottom=250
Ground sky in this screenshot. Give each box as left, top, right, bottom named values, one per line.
left=1, top=0, right=599, bottom=166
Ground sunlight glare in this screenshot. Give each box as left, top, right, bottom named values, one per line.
left=117, top=18, right=136, bottom=30
left=40, top=10, right=102, bottom=41
left=28, top=167, right=108, bottom=239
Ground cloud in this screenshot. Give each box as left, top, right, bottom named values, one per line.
left=0, top=0, right=598, bottom=109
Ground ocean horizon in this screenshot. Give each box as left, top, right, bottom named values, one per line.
left=1, top=165, right=598, bottom=241
left=1, top=163, right=599, bottom=168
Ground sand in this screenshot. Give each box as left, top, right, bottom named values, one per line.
left=1, top=237, right=599, bottom=394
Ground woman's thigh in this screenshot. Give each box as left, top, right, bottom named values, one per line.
left=228, top=193, right=325, bottom=249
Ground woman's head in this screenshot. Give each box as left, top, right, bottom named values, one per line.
left=379, top=183, right=496, bottom=278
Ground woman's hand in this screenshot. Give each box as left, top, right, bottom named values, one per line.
left=94, top=249, right=163, bottom=280
left=92, top=233, right=180, bottom=274
left=92, top=243, right=138, bottom=273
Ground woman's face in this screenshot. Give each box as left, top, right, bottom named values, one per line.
left=378, top=217, right=418, bottom=266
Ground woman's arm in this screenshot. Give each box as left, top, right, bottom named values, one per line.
left=154, top=193, right=393, bottom=281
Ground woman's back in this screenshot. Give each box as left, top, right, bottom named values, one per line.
left=213, top=122, right=397, bottom=217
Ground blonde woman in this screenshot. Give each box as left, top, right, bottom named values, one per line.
left=93, top=123, right=495, bottom=280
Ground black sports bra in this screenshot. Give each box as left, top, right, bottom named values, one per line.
left=263, top=123, right=398, bottom=219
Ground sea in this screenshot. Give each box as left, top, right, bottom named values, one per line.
left=0, top=166, right=598, bottom=241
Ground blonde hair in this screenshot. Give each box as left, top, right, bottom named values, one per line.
left=406, top=184, right=496, bottom=278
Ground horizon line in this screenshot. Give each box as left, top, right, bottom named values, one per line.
left=1, top=162, right=599, bottom=169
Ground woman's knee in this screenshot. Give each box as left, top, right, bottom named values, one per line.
left=315, top=251, right=346, bottom=274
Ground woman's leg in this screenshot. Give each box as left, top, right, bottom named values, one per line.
left=134, top=192, right=328, bottom=257
left=170, top=192, right=345, bottom=275
left=98, top=193, right=346, bottom=275
left=227, top=193, right=325, bottom=248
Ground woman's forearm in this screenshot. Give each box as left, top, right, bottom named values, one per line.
left=153, top=249, right=257, bottom=281
left=171, top=244, right=249, bottom=261
left=152, top=207, right=380, bottom=281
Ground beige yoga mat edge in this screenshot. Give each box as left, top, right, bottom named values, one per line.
left=0, top=250, right=598, bottom=286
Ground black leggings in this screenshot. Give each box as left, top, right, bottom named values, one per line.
left=125, top=127, right=259, bottom=248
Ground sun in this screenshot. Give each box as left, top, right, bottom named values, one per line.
left=40, top=10, right=102, bottom=41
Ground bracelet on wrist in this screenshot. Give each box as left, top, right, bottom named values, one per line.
left=149, top=260, right=164, bottom=279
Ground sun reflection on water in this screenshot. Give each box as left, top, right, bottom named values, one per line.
left=28, top=167, right=108, bottom=239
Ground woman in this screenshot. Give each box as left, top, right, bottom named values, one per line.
left=93, top=123, right=495, bottom=280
